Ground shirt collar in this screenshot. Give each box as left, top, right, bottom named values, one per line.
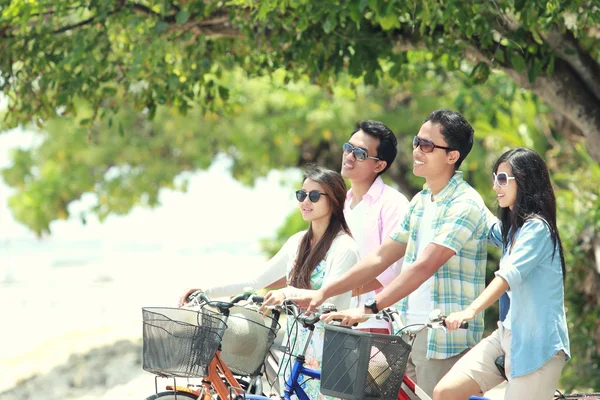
left=346, top=176, right=385, bottom=204
left=422, top=171, right=464, bottom=203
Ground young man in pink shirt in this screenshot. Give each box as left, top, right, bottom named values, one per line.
left=341, top=120, right=410, bottom=333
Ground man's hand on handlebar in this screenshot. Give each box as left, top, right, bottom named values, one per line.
left=179, top=288, right=202, bottom=307
left=320, top=307, right=371, bottom=327
left=443, top=308, right=476, bottom=331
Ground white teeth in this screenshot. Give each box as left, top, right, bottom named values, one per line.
left=414, top=160, right=425, bottom=165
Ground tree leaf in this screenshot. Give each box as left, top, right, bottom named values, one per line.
left=510, top=53, right=527, bottom=73
left=323, top=14, right=336, bottom=34
left=359, top=0, right=369, bottom=12
left=176, top=10, right=190, bottom=25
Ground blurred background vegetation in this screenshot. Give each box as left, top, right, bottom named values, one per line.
left=1, top=0, right=598, bottom=391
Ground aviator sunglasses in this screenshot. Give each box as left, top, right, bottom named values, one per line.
left=493, top=172, right=516, bottom=187
left=343, top=142, right=380, bottom=161
left=296, top=190, right=329, bottom=203
left=413, top=136, right=455, bottom=153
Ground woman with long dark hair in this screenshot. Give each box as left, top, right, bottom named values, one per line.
left=179, top=165, right=359, bottom=399
left=433, top=147, right=570, bottom=400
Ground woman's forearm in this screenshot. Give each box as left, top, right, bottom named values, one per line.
left=467, top=276, right=509, bottom=315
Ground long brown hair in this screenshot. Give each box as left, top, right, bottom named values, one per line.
left=288, top=165, right=352, bottom=289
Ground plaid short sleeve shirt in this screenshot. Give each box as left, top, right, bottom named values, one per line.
left=391, top=171, right=491, bottom=359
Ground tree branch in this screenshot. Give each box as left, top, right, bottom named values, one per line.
left=466, top=45, right=600, bottom=164
left=542, top=29, right=600, bottom=102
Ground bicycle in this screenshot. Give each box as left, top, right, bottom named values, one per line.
left=142, top=293, right=336, bottom=400
left=356, top=308, right=600, bottom=400
left=142, top=292, right=280, bottom=400
left=318, top=307, right=474, bottom=400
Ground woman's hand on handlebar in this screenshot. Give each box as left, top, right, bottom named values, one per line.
left=444, top=308, right=476, bottom=331
left=287, top=288, right=327, bottom=311
left=258, top=289, right=287, bottom=313
left=178, top=288, right=202, bottom=307
left=321, top=307, right=370, bottom=327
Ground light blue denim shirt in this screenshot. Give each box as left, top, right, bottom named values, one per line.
left=489, top=217, right=570, bottom=378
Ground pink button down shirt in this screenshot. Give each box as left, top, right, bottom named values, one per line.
left=344, top=176, right=409, bottom=328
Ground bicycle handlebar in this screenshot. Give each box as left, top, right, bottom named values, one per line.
left=375, top=308, right=468, bottom=334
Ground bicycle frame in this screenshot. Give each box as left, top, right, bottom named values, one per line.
left=398, top=373, right=431, bottom=400
left=282, top=354, right=321, bottom=400
left=156, top=294, right=325, bottom=400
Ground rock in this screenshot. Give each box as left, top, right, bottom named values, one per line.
left=0, top=339, right=144, bottom=400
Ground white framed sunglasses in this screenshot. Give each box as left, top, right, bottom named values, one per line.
left=493, top=172, right=516, bottom=186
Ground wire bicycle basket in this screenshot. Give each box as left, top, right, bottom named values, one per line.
left=142, top=307, right=227, bottom=378
left=320, top=324, right=411, bottom=400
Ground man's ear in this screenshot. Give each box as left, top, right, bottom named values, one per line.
left=447, top=150, right=461, bottom=165
left=374, top=160, right=387, bottom=174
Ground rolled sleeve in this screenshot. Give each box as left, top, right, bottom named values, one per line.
left=431, top=200, right=481, bottom=254
left=487, top=211, right=503, bottom=248
left=377, top=195, right=409, bottom=285
left=494, top=219, right=552, bottom=290
left=390, top=206, right=411, bottom=244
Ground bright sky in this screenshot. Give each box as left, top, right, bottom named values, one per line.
left=0, top=126, right=301, bottom=268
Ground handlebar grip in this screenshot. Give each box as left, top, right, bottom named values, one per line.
left=230, top=293, right=251, bottom=304
left=441, top=320, right=469, bottom=329
left=250, top=295, right=265, bottom=304
left=189, top=291, right=210, bottom=304
left=299, top=314, right=321, bottom=326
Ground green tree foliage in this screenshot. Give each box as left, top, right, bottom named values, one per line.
left=1, top=1, right=600, bottom=161
left=1, top=0, right=600, bottom=390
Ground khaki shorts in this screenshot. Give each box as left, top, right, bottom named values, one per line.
left=449, top=322, right=566, bottom=399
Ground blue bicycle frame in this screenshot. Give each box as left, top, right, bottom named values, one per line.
left=282, top=354, right=321, bottom=400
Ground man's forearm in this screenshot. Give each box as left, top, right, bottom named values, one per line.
left=374, top=263, right=431, bottom=309
left=375, top=243, right=456, bottom=309
left=322, top=252, right=391, bottom=299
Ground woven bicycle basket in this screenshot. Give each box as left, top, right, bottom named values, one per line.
left=142, top=307, right=227, bottom=378
left=320, top=324, right=411, bottom=400
left=218, top=305, right=280, bottom=376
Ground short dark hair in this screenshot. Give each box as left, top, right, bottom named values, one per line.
left=350, top=120, right=397, bottom=175
left=423, top=109, right=474, bottom=169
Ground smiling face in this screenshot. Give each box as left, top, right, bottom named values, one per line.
left=298, top=178, right=332, bottom=223
left=494, top=162, right=518, bottom=209
left=412, top=121, right=459, bottom=179
left=341, top=130, right=385, bottom=183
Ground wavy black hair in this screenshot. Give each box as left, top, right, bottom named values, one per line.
left=493, top=147, right=566, bottom=279
left=289, top=165, right=352, bottom=289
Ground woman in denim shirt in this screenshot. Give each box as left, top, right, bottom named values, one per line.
left=433, top=147, right=570, bottom=400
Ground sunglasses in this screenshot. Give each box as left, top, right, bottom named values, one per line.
left=343, top=142, right=380, bottom=161
left=493, top=172, right=516, bottom=187
left=413, top=136, right=455, bottom=153
left=296, top=190, right=329, bottom=203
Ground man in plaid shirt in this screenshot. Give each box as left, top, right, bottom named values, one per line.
left=294, top=109, right=491, bottom=396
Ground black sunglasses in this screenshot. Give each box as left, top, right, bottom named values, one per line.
left=296, top=190, right=328, bottom=203
left=413, top=136, right=455, bottom=153
left=342, top=142, right=380, bottom=161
